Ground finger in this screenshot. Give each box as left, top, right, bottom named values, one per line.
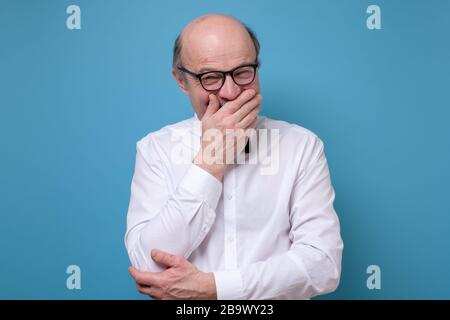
left=136, top=283, right=165, bottom=300
left=232, top=94, right=262, bottom=124
left=246, top=117, right=258, bottom=132
left=203, top=94, right=220, bottom=118
left=223, top=89, right=257, bottom=114
left=249, top=117, right=258, bottom=129
left=237, top=104, right=260, bottom=129
left=151, top=249, right=181, bottom=268
left=128, top=266, right=162, bottom=287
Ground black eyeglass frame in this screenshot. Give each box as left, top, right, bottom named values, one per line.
left=177, top=63, right=259, bottom=91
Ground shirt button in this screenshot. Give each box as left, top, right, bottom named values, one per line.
left=227, top=194, right=233, bottom=200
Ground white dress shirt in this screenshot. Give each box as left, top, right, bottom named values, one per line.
left=125, top=115, right=343, bottom=299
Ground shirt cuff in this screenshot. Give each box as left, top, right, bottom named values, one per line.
left=179, top=164, right=223, bottom=210
left=214, top=269, right=245, bottom=300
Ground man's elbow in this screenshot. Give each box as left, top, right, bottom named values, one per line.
left=310, top=253, right=342, bottom=297
left=315, top=236, right=344, bottom=295
left=125, top=229, right=164, bottom=272
left=321, top=261, right=341, bottom=294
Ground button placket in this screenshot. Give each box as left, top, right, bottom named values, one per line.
left=223, top=167, right=238, bottom=269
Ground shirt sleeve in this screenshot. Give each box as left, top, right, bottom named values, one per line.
left=125, top=137, right=223, bottom=272
left=214, top=136, right=343, bottom=299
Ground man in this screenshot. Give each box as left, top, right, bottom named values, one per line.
left=125, top=14, right=343, bottom=300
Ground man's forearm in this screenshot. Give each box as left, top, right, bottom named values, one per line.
left=127, top=164, right=222, bottom=272
left=214, top=247, right=341, bottom=300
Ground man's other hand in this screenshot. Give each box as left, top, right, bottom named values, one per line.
left=128, top=249, right=217, bottom=300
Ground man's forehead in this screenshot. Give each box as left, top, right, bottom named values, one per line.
left=183, top=38, right=255, bottom=71
left=186, top=48, right=256, bottom=72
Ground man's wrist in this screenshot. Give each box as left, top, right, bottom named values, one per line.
left=203, top=272, right=218, bottom=300
left=193, top=151, right=227, bottom=181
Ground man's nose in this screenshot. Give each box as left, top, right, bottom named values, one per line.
left=218, top=74, right=241, bottom=102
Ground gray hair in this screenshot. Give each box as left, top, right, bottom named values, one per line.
left=172, top=23, right=260, bottom=68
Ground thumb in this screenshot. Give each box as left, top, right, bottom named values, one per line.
left=203, top=94, right=220, bottom=118
left=151, top=249, right=178, bottom=267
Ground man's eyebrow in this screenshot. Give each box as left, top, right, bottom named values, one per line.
left=197, top=62, right=256, bottom=74
left=197, top=67, right=215, bottom=73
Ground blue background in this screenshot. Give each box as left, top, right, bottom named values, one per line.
left=1, top=0, right=449, bottom=299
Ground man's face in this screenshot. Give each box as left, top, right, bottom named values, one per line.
left=173, top=16, right=261, bottom=119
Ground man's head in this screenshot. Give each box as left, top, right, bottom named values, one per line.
left=172, top=14, right=261, bottom=119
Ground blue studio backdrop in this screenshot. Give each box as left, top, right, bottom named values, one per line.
left=1, top=0, right=449, bottom=299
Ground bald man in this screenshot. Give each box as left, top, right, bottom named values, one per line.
left=125, top=14, right=343, bottom=300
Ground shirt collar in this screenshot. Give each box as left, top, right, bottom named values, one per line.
left=193, top=113, right=202, bottom=138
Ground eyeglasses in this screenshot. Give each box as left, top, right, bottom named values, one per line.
left=177, top=63, right=259, bottom=91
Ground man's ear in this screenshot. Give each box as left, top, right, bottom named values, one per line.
left=172, top=68, right=189, bottom=96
